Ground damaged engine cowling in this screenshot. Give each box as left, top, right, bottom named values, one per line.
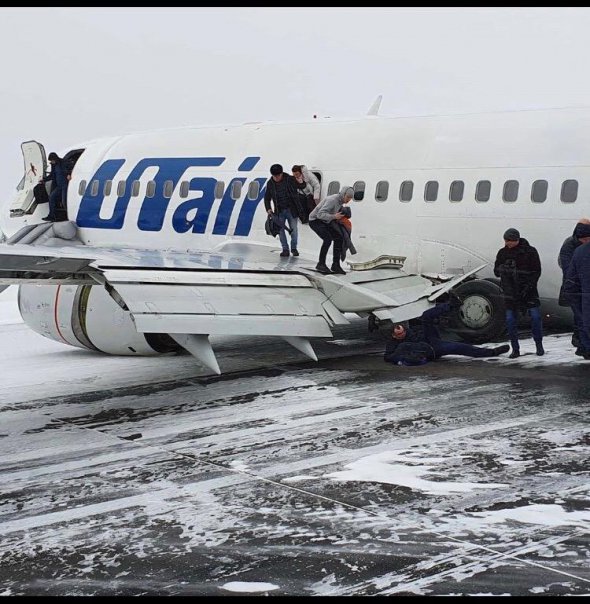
left=18, top=283, right=180, bottom=355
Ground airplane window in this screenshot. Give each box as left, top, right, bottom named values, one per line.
left=90, top=180, right=99, bottom=197
left=117, top=180, right=126, bottom=197
left=353, top=181, right=365, bottom=201
left=179, top=181, right=189, bottom=199
left=375, top=181, right=389, bottom=202
left=449, top=180, right=464, bottom=202
left=163, top=180, right=174, bottom=198
left=78, top=180, right=86, bottom=196
left=475, top=180, right=491, bottom=202
left=399, top=180, right=413, bottom=202
left=531, top=179, right=548, bottom=203
left=247, top=181, right=260, bottom=200
left=215, top=181, right=225, bottom=199
left=231, top=180, right=243, bottom=200
left=503, top=180, right=519, bottom=203
left=561, top=179, right=578, bottom=203
left=131, top=180, right=141, bottom=197
left=104, top=180, right=112, bottom=197
left=146, top=181, right=156, bottom=198
left=424, top=181, right=438, bottom=202
left=327, top=181, right=340, bottom=195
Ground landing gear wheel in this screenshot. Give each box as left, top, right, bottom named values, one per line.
left=448, top=279, right=506, bottom=344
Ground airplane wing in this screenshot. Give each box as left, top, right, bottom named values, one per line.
left=0, top=225, right=485, bottom=373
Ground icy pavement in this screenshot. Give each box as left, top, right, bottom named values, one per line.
left=0, top=286, right=588, bottom=596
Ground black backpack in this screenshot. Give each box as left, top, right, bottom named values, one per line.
left=265, top=214, right=292, bottom=238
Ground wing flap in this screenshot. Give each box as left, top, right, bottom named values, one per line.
left=113, top=283, right=329, bottom=317
left=133, top=314, right=332, bottom=337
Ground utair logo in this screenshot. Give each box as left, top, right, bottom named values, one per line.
left=76, top=156, right=266, bottom=236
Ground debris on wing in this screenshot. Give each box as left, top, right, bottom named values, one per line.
left=121, top=433, right=142, bottom=441
left=348, top=255, right=406, bottom=271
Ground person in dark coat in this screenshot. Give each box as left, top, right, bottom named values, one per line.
left=40, top=152, right=70, bottom=222
left=494, top=228, right=543, bottom=358
left=263, top=164, right=301, bottom=257
left=558, top=218, right=590, bottom=349
left=562, top=229, right=590, bottom=359
left=384, top=301, right=510, bottom=366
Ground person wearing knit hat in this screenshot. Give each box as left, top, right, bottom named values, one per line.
left=39, top=151, right=70, bottom=222
left=308, top=186, right=354, bottom=274
left=573, top=222, right=590, bottom=239
left=494, top=229, right=544, bottom=358
left=503, top=228, right=520, bottom=242
left=558, top=217, right=590, bottom=352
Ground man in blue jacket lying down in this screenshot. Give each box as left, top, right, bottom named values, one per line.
left=384, top=300, right=510, bottom=366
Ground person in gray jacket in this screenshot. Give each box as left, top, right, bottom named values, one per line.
left=292, top=165, right=321, bottom=205
left=308, top=186, right=353, bottom=274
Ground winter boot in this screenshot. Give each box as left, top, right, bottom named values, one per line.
left=492, top=344, right=510, bottom=356
left=535, top=341, right=545, bottom=356
left=330, top=262, right=346, bottom=275
left=315, top=262, right=331, bottom=274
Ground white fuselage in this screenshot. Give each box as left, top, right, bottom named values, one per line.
left=4, top=106, right=590, bottom=324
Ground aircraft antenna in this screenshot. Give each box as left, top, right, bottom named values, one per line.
left=367, top=95, right=383, bottom=116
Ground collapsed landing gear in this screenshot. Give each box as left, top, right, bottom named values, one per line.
left=368, top=314, right=381, bottom=333
left=447, top=279, right=506, bottom=344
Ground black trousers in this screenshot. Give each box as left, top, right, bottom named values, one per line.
left=309, top=220, right=343, bottom=265
left=33, top=183, right=49, bottom=205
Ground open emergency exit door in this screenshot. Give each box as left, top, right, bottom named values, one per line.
left=9, top=141, right=47, bottom=217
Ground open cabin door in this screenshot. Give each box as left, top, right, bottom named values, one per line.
left=10, top=141, right=47, bottom=217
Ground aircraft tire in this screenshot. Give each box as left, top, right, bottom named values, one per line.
left=448, top=279, right=506, bottom=344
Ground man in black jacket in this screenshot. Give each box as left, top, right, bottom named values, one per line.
left=494, top=228, right=543, bottom=358
left=39, top=151, right=71, bottom=222
left=558, top=218, right=590, bottom=350
left=263, top=164, right=301, bottom=257
left=384, top=301, right=509, bottom=366
left=563, top=227, right=590, bottom=359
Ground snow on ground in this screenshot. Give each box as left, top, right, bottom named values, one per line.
left=0, top=286, right=20, bottom=325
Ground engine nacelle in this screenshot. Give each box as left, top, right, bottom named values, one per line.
left=18, top=283, right=180, bottom=355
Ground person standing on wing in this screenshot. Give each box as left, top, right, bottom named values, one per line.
left=263, top=164, right=300, bottom=257
left=494, top=228, right=544, bottom=358
left=308, top=186, right=353, bottom=274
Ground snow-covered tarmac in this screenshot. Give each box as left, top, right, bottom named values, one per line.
left=0, top=286, right=588, bottom=596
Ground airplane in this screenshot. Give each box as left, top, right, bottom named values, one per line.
left=0, top=98, right=583, bottom=373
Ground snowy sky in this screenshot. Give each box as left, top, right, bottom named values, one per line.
left=2, top=7, right=590, bottom=207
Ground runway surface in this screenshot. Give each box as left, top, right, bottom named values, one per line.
left=0, top=287, right=589, bottom=596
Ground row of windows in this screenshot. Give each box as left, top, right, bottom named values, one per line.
left=326, top=179, right=579, bottom=204
left=79, top=177, right=580, bottom=205
left=79, top=178, right=261, bottom=201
